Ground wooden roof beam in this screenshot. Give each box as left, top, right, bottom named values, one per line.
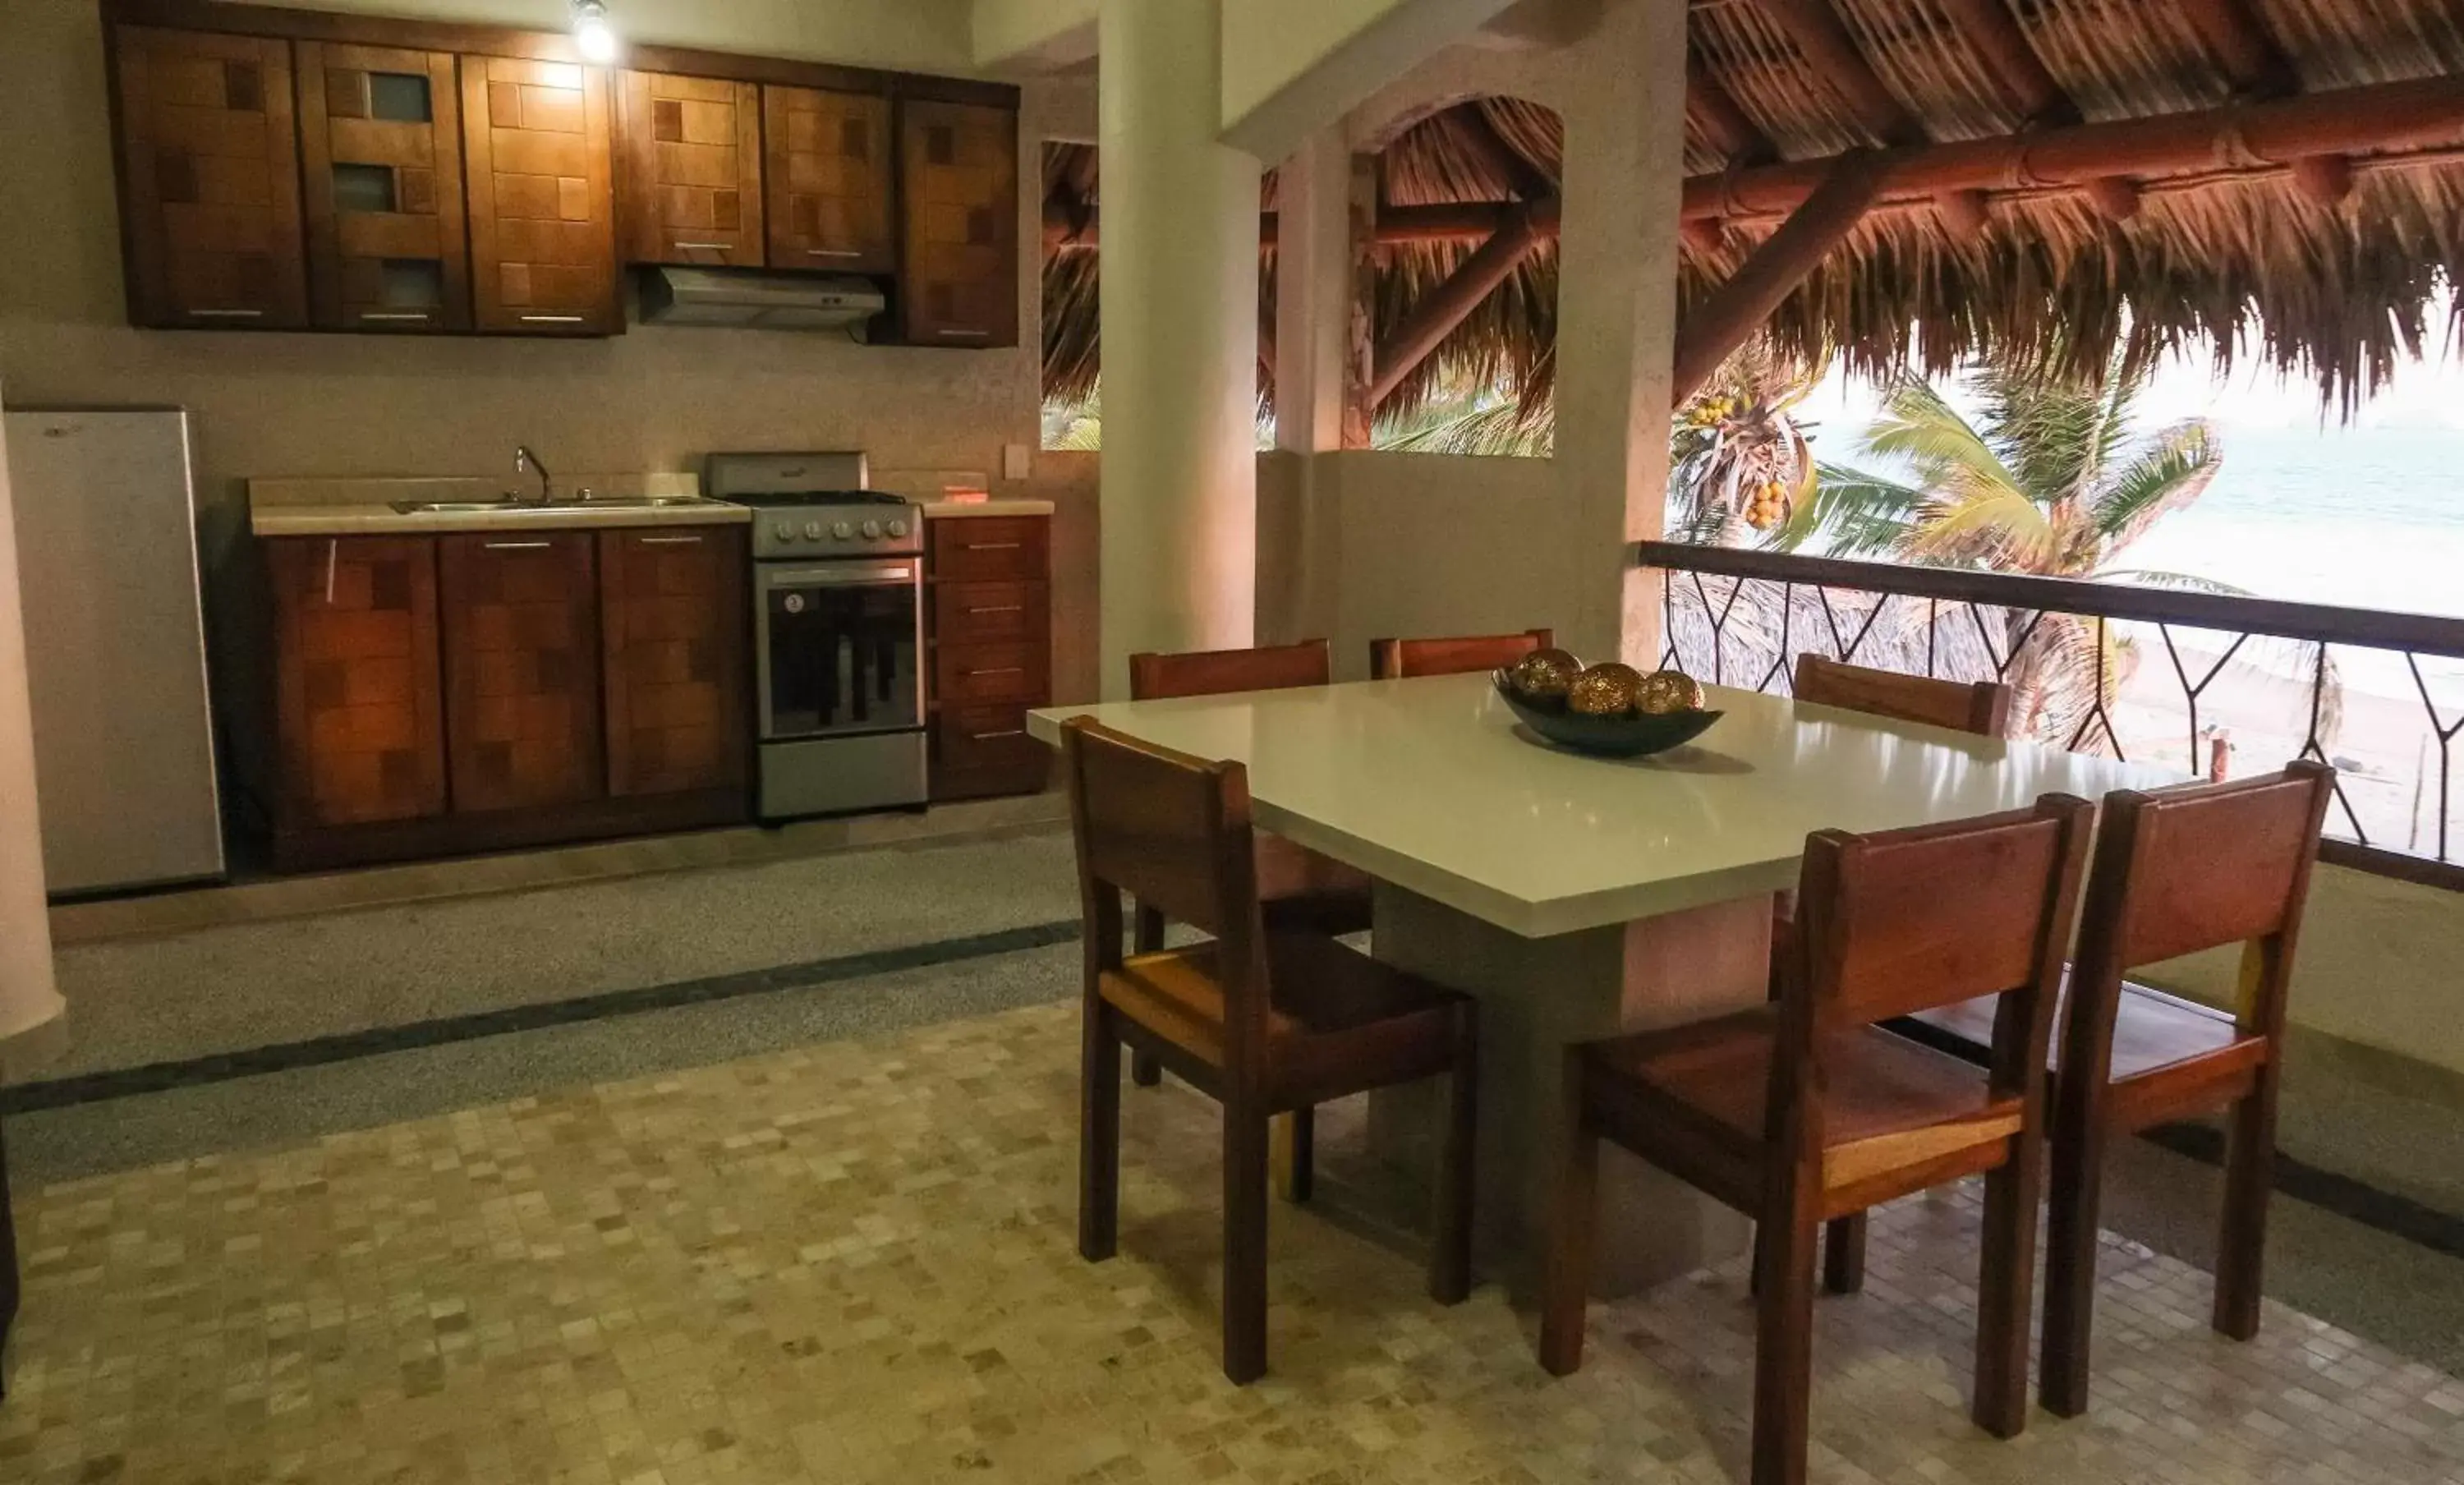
left=1676, top=75, right=2464, bottom=222
left=1688, top=54, right=1775, bottom=165
left=1043, top=199, right=1561, bottom=252
left=1752, top=0, right=1927, bottom=147
left=1367, top=203, right=1553, bottom=409
left=1673, top=151, right=1889, bottom=403
left=2176, top=0, right=2301, bottom=99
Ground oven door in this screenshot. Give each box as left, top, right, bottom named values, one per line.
left=755, top=558, right=924, bottom=742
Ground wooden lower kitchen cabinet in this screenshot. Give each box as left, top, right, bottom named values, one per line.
left=263, top=522, right=750, bottom=871
left=925, top=513, right=1051, bottom=801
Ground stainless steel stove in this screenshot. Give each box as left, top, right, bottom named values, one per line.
left=705, top=452, right=927, bottom=820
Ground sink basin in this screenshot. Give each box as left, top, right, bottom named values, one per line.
left=388, top=495, right=728, bottom=515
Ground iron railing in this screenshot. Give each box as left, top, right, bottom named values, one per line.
left=1634, top=540, right=2464, bottom=890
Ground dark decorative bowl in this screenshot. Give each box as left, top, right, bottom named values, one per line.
left=1492, top=673, right=1722, bottom=758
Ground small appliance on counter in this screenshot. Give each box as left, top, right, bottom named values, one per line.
left=3, top=407, right=226, bottom=896
left=704, top=451, right=928, bottom=821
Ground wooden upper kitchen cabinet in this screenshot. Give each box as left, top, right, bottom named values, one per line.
left=295, top=40, right=468, bottom=332
left=266, top=536, right=447, bottom=842
left=108, top=25, right=309, bottom=329
left=895, top=97, right=1018, bottom=347
left=438, top=531, right=605, bottom=813
left=459, top=56, right=620, bottom=334
left=616, top=71, right=763, bottom=267
left=764, top=85, right=894, bottom=274
left=599, top=526, right=750, bottom=798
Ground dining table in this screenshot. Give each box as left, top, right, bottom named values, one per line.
left=1027, top=670, right=2170, bottom=1295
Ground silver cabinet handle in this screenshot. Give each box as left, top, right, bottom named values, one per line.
left=671, top=241, right=733, bottom=251
left=519, top=314, right=586, bottom=324
left=636, top=534, right=704, bottom=545
left=964, top=605, right=1023, bottom=614
left=189, top=307, right=264, bottom=319
left=969, top=729, right=1026, bottom=741
left=935, top=329, right=991, bottom=339
left=964, top=666, right=1025, bottom=677
left=805, top=247, right=863, bottom=258
left=483, top=540, right=553, bottom=551
left=965, top=541, right=1021, bottom=551
left=360, top=310, right=431, bottom=321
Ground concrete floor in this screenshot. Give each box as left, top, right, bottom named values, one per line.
left=8, top=825, right=2461, bottom=1380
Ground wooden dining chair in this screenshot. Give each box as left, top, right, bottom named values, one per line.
left=1124, top=641, right=1377, bottom=1103
left=1768, top=655, right=2019, bottom=1288
left=1792, top=654, right=2013, bottom=736
left=1540, top=795, right=2092, bottom=1485
left=1879, top=761, right=2335, bottom=1417
left=1368, top=628, right=1554, bottom=680
left=1063, top=717, right=1479, bottom=1384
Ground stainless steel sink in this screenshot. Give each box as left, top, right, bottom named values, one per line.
left=388, top=495, right=729, bottom=515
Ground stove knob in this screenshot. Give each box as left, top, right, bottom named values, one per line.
left=832, top=521, right=854, bottom=540
left=772, top=522, right=795, bottom=542
left=804, top=521, right=825, bottom=540
left=887, top=518, right=909, bottom=538
left=861, top=519, right=882, bottom=540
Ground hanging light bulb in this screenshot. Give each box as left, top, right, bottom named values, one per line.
left=572, top=0, right=618, bottom=63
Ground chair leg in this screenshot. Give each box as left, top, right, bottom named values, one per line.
left=1537, top=1052, right=1595, bottom=1376
left=2039, top=1105, right=2108, bottom=1418
left=1078, top=1005, right=1120, bottom=1263
left=1974, top=1136, right=2043, bottom=1440
left=2213, top=1071, right=2280, bottom=1343
left=1822, top=1213, right=1867, bottom=1295
left=1751, top=1212, right=1818, bottom=1485
left=1274, top=1109, right=1315, bottom=1205
left=1222, top=1106, right=1271, bottom=1385
left=1430, top=1007, right=1478, bottom=1305
left=1129, top=906, right=1165, bottom=1087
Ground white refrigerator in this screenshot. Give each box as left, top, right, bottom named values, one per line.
left=2, top=407, right=225, bottom=895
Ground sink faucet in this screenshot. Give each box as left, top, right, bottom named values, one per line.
left=513, top=444, right=552, bottom=506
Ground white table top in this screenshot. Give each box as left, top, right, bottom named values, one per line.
left=1029, top=674, right=2174, bottom=938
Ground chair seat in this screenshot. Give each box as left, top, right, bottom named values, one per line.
left=1100, top=932, right=1462, bottom=1109
left=1582, top=1007, right=2024, bottom=1216
left=1255, top=835, right=1377, bottom=936
left=1903, top=978, right=2259, bottom=1083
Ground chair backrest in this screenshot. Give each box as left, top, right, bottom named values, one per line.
left=1793, top=654, right=2012, bottom=738
left=1129, top=639, right=1332, bottom=701
left=1786, top=794, right=2093, bottom=1122
left=2071, top=761, right=2335, bottom=1049
left=1370, top=628, right=1554, bottom=680
left=1062, top=717, right=1271, bottom=1051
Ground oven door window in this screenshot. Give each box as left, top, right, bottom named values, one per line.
left=762, top=573, right=922, bottom=739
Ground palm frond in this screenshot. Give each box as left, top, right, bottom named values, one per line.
left=2088, top=421, right=2222, bottom=559
left=1907, top=483, right=2058, bottom=568
left=1860, top=377, right=2025, bottom=497
left=1777, top=465, right=1925, bottom=555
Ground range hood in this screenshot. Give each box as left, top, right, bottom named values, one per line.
left=639, top=267, right=885, bottom=333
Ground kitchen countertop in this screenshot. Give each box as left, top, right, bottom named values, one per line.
left=1029, top=673, right=2170, bottom=938
left=918, top=499, right=1055, bottom=518
left=249, top=474, right=746, bottom=537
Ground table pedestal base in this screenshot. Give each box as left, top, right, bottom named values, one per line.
left=1367, top=885, right=1769, bottom=1297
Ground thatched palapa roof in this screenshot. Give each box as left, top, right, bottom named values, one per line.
left=1046, top=0, right=2464, bottom=423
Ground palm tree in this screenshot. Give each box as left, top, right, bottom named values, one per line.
left=1669, top=341, right=1828, bottom=546
left=1781, top=347, right=2242, bottom=746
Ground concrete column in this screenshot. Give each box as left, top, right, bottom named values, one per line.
left=1098, top=0, right=1264, bottom=696
left=1257, top=126, right=1352, bottom=645
left=1550, top=0, right=1689, bottom=666
left=0, top=392, right=64, bottom=1065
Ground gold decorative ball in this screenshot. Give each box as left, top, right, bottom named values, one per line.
left=1566, top=662, right=1644, bottom=717
left=1635, top=669, right=1706, bottom=715
left=1508, top=647, right=1584, bottom=700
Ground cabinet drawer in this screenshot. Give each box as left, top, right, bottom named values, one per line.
left=934, top=580, right=1047, bottom=646
left=929, top=517, right=1047, bottom=582
left=934, top=641, right=1047, bottom=706
left=935, top=704, right=1043, bottom=775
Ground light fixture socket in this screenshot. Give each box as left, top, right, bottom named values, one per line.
left=572, top=0, right=618, bottom=63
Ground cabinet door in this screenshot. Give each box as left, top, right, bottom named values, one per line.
left=765, top=85, right=894, bottom=274
left=109, top=26, right=308, bottom=329
left=896, top=99, right=1018, bottom=347
left=460, top=57, right=619, bottom=334
left=297, top=41, right=469, bottom=332
left=600, top=527, right=749, bottom=797
left=617, top=71, right=763, bottom=267
left=439, top=532, right=604, bottom=812
left=267, top=536, right=445, bottom=830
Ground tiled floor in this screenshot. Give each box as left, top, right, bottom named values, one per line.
left=9, top=1000, right=2461, bottom=1485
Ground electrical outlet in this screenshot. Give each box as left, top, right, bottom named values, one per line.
left=1001, top=443, right=1032, bottom=482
